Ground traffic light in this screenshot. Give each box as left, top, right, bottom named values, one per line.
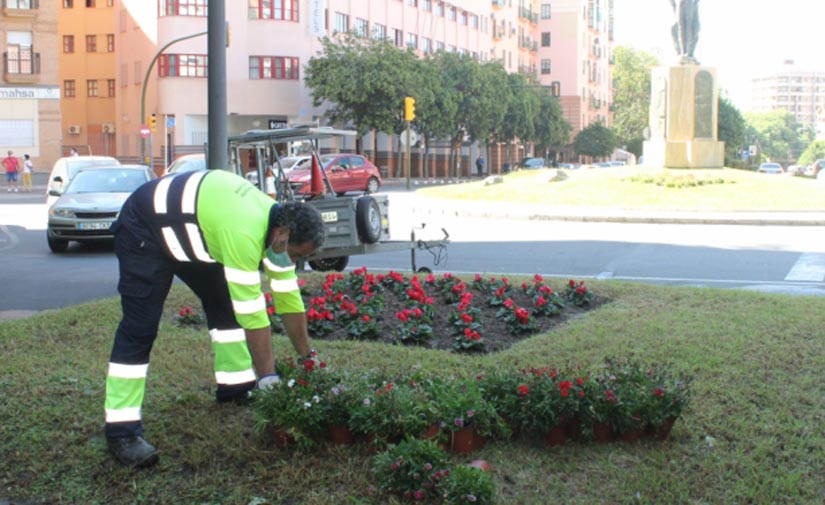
left=149, top=114, right=157, bottom=133
left=404, top=96, right=416, bottom=121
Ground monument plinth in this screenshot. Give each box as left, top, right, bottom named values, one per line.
left=642, top=65, right=724, bottom=168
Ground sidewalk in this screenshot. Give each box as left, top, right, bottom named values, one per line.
left=382, top=178, right=825, bottom=226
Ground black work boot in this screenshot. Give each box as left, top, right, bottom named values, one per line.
left=107, top=436, right=159, bottom=468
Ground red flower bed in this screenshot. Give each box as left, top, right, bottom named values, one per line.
left=280, top=269, right=606, bottom=353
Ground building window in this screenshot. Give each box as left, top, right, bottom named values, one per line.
left=87, top=80, right=99, bottom=97
left=86, top=35, right=97, bottom=52
left=436, top=41, right=444, bottom=52
left=158, top=54, right=208, bottom=77
left=541, top=59, right=551, bottom=74
left=86, top=0, right=95, bottom=6
left=541, top=32, right=551, bottom=47
left=333, top=12, right=349, bottom=33
left=353, top=18, right=368, bottom=37
left=436, top=2, right=444, bottom=16
left=107, top=79, right=115, bottom=97
left=63, top=35, right=74, bottom=53
left=248, top=0, right=299, bottom=21
left=541, top=3, right=551, bottom=19
left=5, top=43, right=33, bottom=74
left=107, top=34, right=115, bottom=52
left=422, top=0, right=431, bottom=11
left=248, top=56, right=299, bottom=80
left=448, top=7, right=456, bottom=21
left=421, top=37, right=431, bottom=54
left=470, top=14, right=478, bottom=29
left=6, top=0, right=33, bottom=8
left=459, top=11, right=467, bottom=25
left=407, top=0, right=417, bottom=5
left=371, top=23, right=386, bottom=39
left=393, top=28, right=403, bottom=47
left=63, top=0, right=73, bottom=7
left=406, top=33, right=417, bottom=50
left=64, top=80, right=76, bottom=98
left=162, top=0, right=208, bottom=16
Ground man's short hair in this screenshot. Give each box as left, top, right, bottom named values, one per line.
left=269, top=202, right=325, bottom=248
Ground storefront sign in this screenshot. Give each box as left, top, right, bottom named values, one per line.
left=0, top=86, right=60, bottom=100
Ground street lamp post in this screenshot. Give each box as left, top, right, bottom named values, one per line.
left=140, top=30, right=208, bottom=164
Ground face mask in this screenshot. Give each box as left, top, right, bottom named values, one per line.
left=266, top=245, right=293, bottom=268
left=266, top=239, right=292, bottom=267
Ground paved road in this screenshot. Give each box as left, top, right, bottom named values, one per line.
left=2, top=178, right=824, bottom=320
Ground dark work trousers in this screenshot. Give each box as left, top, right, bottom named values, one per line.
left=104, top=224, right=255, bottom=439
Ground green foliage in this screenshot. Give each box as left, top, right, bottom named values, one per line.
left=373, top=438, right=449, bottom=502
left=744, top=110, right=813, bottom=162
left=441, top=464, right=496, bottom=504
left=797, top=139, right=825, bottom=165
left=611, top=46, right=659, bottom=156
left=718, top=95, right=747, bottom=165
left=572, top=121, right=618, bottom=158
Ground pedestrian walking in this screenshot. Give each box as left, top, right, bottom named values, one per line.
left=104, top=169, right=326, bottom=468
left=22, top=154, right=33, bottom=192
left=70, top=148, right=79, bottom=156
left=2, top=151, right=20, bottom=192
left=475, top=156, right=485, bottom=177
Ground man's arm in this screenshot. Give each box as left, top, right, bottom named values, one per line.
left=280, top=312, right=313, bottom=358
left=245, top=326, right=276, bottom=376
left=244, top=313, right=312, bottom=378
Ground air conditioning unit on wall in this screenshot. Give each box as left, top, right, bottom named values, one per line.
left=67, top=125, right=81, bottom=135
left=102, top=123, right=116, bottom=134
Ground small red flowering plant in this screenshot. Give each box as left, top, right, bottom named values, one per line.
left=174, top=305, right=205, bottom=327
left=395, top=306, right=434, bottom=345
left=565, top=279, right=594, bottom=306
left=496, top=299, right=537, bottom=334
left=372, top=437, right=449, bottom=502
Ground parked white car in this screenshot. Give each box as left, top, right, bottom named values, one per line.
left=46, top=155, right=121, bottom=207
left=756, top=162, right=783, bottom=174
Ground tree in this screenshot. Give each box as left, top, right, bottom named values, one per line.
left=797, top=140, right=825, bottom=166
left=304, top=35, right=421, bottom=152
left=611, top=46, right=659, bottom=156
left=743, top=110, right=813, bottom=162
left=572, top=122, right=617, bottom=159
left=532, top=89, right=570, bottom=160
left=717, top=95, right=746, bottom=166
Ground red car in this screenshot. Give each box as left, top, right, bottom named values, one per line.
left=287, top=154, right=382, bottom=196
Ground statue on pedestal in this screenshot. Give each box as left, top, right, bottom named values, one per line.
left=669, top=0, right=700, bottom=63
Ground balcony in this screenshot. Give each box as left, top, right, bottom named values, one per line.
left=3, top=51, right=40, bottom=83
left=2, top=0, right=39, bottom=17
left=519, top=8, right=538, bottom=24
left=492, top=0, right=506, bottom=8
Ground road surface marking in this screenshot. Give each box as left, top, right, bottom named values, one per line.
left=784, top=253, right=825, bottom=282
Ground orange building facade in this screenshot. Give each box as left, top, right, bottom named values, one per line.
left=58, top=0, right=117, bottom=157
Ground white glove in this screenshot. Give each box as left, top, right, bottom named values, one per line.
left=257, top=373, right=282, bottom=390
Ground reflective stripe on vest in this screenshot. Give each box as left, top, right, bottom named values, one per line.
left=149, top=171, right=214, bottom=263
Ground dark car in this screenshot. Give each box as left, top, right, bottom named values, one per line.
left=46, top=165, right=155, bottom=252
left=518, top=157, right=546, bottom=170
left=288, top=154, right=382, bottom=196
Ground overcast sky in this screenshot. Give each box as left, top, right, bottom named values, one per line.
left=612, top=0, right=824, bottom=110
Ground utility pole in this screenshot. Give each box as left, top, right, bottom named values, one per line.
left=207, top=2, right=227, bottom=172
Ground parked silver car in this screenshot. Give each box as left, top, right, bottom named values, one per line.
left=46, top=155, right=120, bottom=207
left=46, top=165, right=155, bottom=252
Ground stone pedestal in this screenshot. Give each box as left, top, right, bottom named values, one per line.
left=642, top=65, right=724, bottom=168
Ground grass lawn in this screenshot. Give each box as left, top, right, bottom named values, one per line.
left=418, top=167, right=825, bottom=211
left=2, top=278, right=824, bottom=504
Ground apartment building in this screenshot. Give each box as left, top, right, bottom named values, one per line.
left=58, top=0, right=118, bottom=157
left=536, top=0, right=614, bottom=148
left=751, top=66, right=825, bottom=140
left=1, top=0, right=61, bottom=170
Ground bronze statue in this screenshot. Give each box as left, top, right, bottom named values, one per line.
left=669, top=0, right=700, bottom=62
